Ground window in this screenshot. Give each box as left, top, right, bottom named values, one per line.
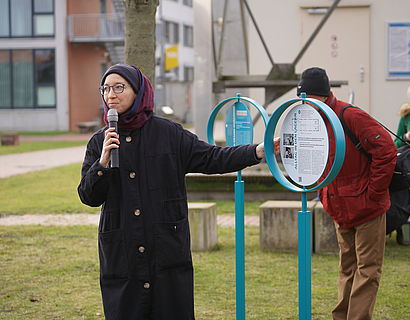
left=0, top=0, right=54, bottom=38
left=0, top=0, right=10, bottom=37
left=183, top=25, right=193, bottom=47
left=165, top=67, right=179, bottom=81
left=35, top=49, right=56, bottom=106
left=0, top=51, right=12, bottom=107
left=165, top=21, right=179, bottom=44
left=12, top=50, right=34, bottom=107
left=183, top=0, right=192, bottom=7
left=0, top=49, right=56, bottom=109
left=184, top=66, right=194, bottom=81
left=100, top=62, right=109, bottom=77
left=100, top=0, right=107, bottom=14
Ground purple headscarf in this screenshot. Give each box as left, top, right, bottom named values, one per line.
left=101, top=64, right=154, bottom=130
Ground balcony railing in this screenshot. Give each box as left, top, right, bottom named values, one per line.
left=68, top=13, right=124, bottom=43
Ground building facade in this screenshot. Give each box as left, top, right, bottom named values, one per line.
left=245, top=0, right=410, bottom=142
left=193, top=0, right=410, bottom=141
left=0, top=0, right=69, bottom=131
left=0, top=0, right=194, bottom=132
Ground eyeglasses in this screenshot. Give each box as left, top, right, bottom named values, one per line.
left=99, top=84, right=126, bottom=95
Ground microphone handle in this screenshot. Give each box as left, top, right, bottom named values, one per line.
left=109, top=120, right=119, bottom=168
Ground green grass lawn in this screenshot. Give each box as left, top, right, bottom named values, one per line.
left=0, top=149, right=409, bottom=319
left=0, top=163, right=97, bottom=215
left=0, top=225, right=408, bottom=320
left=17, top=131, right=78, bottom=136
left=0, top=141, right=86, bottom=156
left=0, top=163, right=260, bottom=215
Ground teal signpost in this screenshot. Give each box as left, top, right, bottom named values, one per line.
left=264, top=93, right=346, bottom=320
left=207, top=94, right=268, bottom=320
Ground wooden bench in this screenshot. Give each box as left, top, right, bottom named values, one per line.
left=188, top=202, right=217, bottom=251
left=0, top=133, right=20, bottom=146
left=77, top=121, right=100, bottom=133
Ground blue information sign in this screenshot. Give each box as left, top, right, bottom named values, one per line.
left=207, top=94, right=269, bottom=320
left=225, top=101, right=253, bottom=146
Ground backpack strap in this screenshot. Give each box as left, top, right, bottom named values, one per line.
left=339, top=105, right=372, bottom=160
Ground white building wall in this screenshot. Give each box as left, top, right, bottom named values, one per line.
left=370, top=1, right=410, bottom=129
left=0, top=0, right=69, bottom=132
left=247, top=0, right=410, bottom=142
left=54, top=0, right=69, bottom=131
left=156, top=0, right=194, bottom=123
left=161, top=0, right=194, bottom=81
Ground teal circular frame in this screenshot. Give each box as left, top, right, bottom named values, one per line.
left=207, top=94, right=270, bottom=144
left=264, top=97, right=346, bottom=192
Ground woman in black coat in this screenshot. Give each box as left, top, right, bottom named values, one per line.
left=78, top=64, right=269, bottom=320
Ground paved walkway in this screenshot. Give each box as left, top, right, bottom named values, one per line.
left=0, top=146, right=87, bottom=178
left=20, top=133, right=92, bottom=142
left=0, top=122, right=227, bottom=178
left=1, top=133, right=90, bottom=178
left=0, top=213, right=259, bottom=227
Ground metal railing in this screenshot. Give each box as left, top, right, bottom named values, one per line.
left=67, top=13, right=124, bottom=43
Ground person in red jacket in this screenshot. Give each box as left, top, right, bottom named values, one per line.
left=297, top=67, right=397, bottom=320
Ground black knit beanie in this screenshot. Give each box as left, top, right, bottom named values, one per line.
left=297, top=67, right=330, bottom=97
left=101, top=64, right=140, bottom=93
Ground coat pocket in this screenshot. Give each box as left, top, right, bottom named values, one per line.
left=153, top=218, right=192, bottom=271
left=337, top=179, right=368, bottom=197
left=98, top=229, right=128, bottom=279
left=336, top=181, right=382, bottom=222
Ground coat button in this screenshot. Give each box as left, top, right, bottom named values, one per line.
left=97, top=170, right=104, bottom=176
left=126, top=136, right=132, bottom=142
left=129, top=171, right=136, bottom=179
left=138, top=246, right=145, bottom=253
left=134, top=209, right=141, bottom=216
left=143, top=282, right=150, bottom=289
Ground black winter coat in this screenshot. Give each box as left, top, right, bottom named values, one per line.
left=78, top=116, right=260, bottom=320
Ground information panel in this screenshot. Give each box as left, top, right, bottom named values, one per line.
left=280, top=103, right=329, bottom=186
left=387, top=22, right=410, bottom=78
left=225, top=101, right=253, bottom=146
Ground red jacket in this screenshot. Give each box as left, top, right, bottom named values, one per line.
left=319, top=92, right=397, bottom=228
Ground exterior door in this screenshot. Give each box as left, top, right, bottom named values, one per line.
left=299, top=6, right=370, bottom=111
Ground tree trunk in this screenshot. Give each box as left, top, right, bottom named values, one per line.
left=124, top=0, right=158, bottom=85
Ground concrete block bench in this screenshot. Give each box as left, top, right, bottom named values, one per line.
left=260, top=200, right=316, bottom=251
left=188, top=202, right=217, bottom=251
left=259, top=200, right=338, bottom=253
left=312, top=202, right=338, bottom=254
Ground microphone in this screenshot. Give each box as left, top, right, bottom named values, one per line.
left=107, top=109, right=119, bottom=168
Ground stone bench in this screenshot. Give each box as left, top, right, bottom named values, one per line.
left=186, top=169, right=317, bottom=202
left=260, top=200, right=315, bottom=251
left=188, top=202, right=217, bottom=251
left=312, top=202, right=338, bottom=254
left=259, top=200, right=338, bottom=254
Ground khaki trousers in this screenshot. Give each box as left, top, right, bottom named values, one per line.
left=332, top=214, right=386, bottom=320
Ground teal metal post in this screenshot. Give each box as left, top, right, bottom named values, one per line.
left=235, top=170, right=245, bottom=320
left=207, top=94, right=268, bottom=320
left=298, top=190, right=311, bottom=320
left=264, top=95, right=346, bottom=320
